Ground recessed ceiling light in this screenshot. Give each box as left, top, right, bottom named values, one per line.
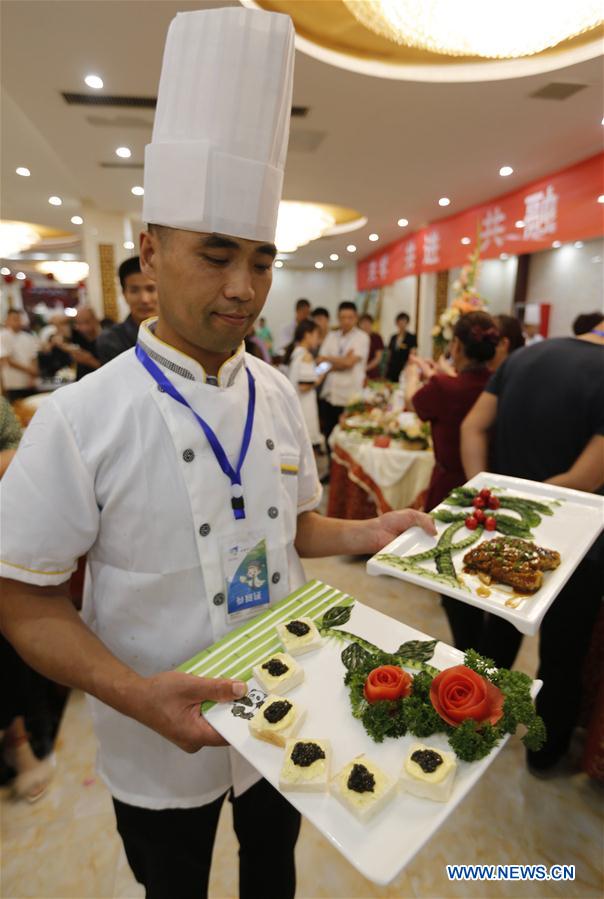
left=274, top=260, right=283, bottom=268
left=123, top=241, right=135, bottom=250
left=85, top=74, right=103, bottom=89
left=574, top=241, right=584, bottom=248
left=1, top=267, right=11, bottom=276
left=601, top=117, right=604, bottom=126
left=499, top=166, right=514, bottom=177
left=48, top=196, right=62, bottom=206
left=329, top=253, right=339, bottom=261
left=71, top=215, right=84, bottom=225
left=515, top=220, right=525, bottom=228
left=438, top=197, right=450, bottom=207
left=500, top=253, right=509, bottom=260
left=552, top=240, right=562, bottom=248
left=368, top=233, right=379, bottom=242
left=397, top=218, right=408, bottom=227
left=598, top=195, right=604, bottom=204
left=16, top=271, right=26, bottom=280
left=65, top=307, right=78, bottom=318
left=131, top=185, right=144, bottom=196
left=460, top=237, right=471, bottom=245
left=346, top=244, right=357, bottom=253
left=314, top=261, right=324, bottom=269
left=116, top=147, right=132, bottom=159
left=16, top=167, right=30, bottom=177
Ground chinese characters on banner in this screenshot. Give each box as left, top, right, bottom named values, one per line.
left=357, top=152, right=603, bottom=291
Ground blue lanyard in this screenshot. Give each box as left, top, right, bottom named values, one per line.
left=135, top=344, right=256, bottom=521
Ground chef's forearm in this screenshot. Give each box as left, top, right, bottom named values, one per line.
left=295, top=511, right=372, bottom=557
left=0, top=578, right=143, bottom=717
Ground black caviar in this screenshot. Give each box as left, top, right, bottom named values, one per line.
left=410, top=749, right=443, bottom=774
left=285, top=620, right=311, bottom=637
left=347, top=763, right=375, bottom=793
left=290, top=741, right=326, bottom=768
left=262, top=658, right=289, bottom=677
left=263, top=700, right=292, bottom=724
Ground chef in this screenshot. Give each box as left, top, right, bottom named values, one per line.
left=0, top=8, right=435, bottom=899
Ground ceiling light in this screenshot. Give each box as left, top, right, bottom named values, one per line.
left=601, top=117, right=604, bottom=125
left=16, top=272, right=26, bottom=280
left=330, top=253, right=339, bottom=261
left=275, top=201, right=335, bottom=253
left=0, top=222, right=39, bottom=257
left=397, top=218, right=408, bottom=227
left=552, top=240, right=562, bottom=248
left=37, top=261, right=90, bottom=284
left=438, top=197, right=450, bottom=207
left=274, top=260, right=284, bottom=268
left=116, top=147, right=132, bottom=159
left=598, top=195, right=604, bottom=204
left=314, top=261, right=324, bottom=269
left=368, top=233, right=379, bottom=241
left=1, top=267, right=10, bottom=276
left=461, top=237, right=471, bottom=245
left=574, top=241, right=584, bottom=248
left=16, top=167, right=30, bottom=177
left=343, top=0, right=603, bottom=59
left=515, top=220, right=525, bottom=228
left=346, top=244, right=357, bottom=253
left=48, top=196, right=62, bottom=206
left=499, top=166, right=514, bottom=177
left=65, top=307, right=78, bottom=318
left=131, top=185, right=144, bottom=196
left=500, top=253, right=509, bottom=260
left=123, top=241, right=135, bottom=250
left=85, top=74, right=103, bottom=89
left=71, top=215, right=84, bottom=225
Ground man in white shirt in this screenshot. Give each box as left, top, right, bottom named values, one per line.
left=0, top=309, right=40, bottom=401
left=318, top=300, right=370, bottom=444
left=0, top=10, right=434, bottom=899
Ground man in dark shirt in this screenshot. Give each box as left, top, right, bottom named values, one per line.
left=386, top=312, right=417, bottom=382
left=461, top=324, right=604, bottom=772
left=96, top=257, right=158, bottom=364
left=70, top=307, right=103, bottom=380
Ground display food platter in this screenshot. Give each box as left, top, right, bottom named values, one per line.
left=367, top=472, right=604, bottom=636
left=179, top=580, right=540, bottom=886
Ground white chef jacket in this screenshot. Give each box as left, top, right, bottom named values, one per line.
left=0, top=328, right=40, bottom=390
left=0, top=319, right=321, bottom=809
left=320, top=326, right=370, bottom=407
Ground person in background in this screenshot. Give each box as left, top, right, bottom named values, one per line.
left=256, top=316, right=273, bottom=356
left=275, top=298, right=311, bottom=357
left=311, top=307, right=330, bottom=343
left=318, top=301, right=370, bottom=445
left=0, top=310, right=40, bottom=402
left=386, top=312, right=417, bottom=382
left=461, top=319, right=604, bottom=773
left=523, top=322, right=544, bottom=347
left=284, top=320, right=325, bottom=449
left=573, top=311, right=604, bottom=336
left=37, top=313, right=74, bottom=380
left=244, top=326, right=271, bottom=364
left=359, top=313, right=384, bottom=380
left=490, top=314, right=525, bottom=371
left=70, top=307, right=103, bottom=380
left=96, top=257, right=159, bottom=364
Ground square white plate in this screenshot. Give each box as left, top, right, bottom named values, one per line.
left=367, top=472, right=604, bottom=636
left=180, top=580, right=539, bottom=886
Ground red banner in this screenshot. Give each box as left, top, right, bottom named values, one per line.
left=357, top=153, right=604, bottom=291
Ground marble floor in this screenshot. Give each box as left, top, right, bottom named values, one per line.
left=2, top=554, right=603, bottom=899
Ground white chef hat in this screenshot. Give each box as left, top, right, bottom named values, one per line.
left=143, top=7, right=294, bottom=243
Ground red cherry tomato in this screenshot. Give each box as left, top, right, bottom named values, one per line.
left=488, top=496, right=500, bottom=510
left=465, top=516, right=478, bottom=530
left=474, top=508, right=486, bottom=523
left=472, top=497, right=486, bottom=509
left=479, top=488, right=492, bottom=500
left=485, top=516, right=497, bottom=531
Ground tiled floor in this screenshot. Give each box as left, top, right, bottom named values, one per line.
left=2, top=553, right=603, bottom=899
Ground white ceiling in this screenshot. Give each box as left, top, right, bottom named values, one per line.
left=1, top=0, right=603, bottom=269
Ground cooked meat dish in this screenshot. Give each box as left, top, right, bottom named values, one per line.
left=463, top=537, right=561, bottom=594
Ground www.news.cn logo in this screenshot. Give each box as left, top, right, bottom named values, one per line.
left=446, top=864, right=575, bottom=882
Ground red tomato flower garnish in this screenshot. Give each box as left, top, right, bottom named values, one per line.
left=488, top=496, right=500, bottom=510
left=429, top=665, right=504, bottom=727
left=485, top=516, right=497, bottom=531
left=364, top=665, right=412, bottom=704
left=465, top=516, right=478, bottom=530
left=479, top=488, right=492, bottom=501
left=473, top=497, right=486, bottom=509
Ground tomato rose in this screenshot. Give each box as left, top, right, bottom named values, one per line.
left=429, top=665, right=503, bottom=727
left=364, top=665, right=412, bottom=704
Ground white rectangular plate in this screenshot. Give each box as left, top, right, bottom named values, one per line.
left=180, top=580, right=539, bottom=886
left=367, top=472, right=604, bottom=636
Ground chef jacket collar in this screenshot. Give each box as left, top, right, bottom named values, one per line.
left=137, top=317, right=246, bottom=388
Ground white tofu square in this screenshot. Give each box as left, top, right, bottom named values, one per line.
left=279, top=738, right=331, bottom=792
left=252, top=652, right=304, bottom=695
left=331, top=754, right=395, bottom=822
left=248, top=695, right=305, bottom=748
left=399, top=743, right=457, bottom=802
left=276, top=617, right=323, bottom=656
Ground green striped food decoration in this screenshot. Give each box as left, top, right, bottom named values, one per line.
left=179, top=580, right=355, bottom=711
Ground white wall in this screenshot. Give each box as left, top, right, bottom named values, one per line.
left=261, top=264, right=357, bottom=338
left=447, top=256, right=518, bottom=317
left=526, top=237, right=604, bottom=337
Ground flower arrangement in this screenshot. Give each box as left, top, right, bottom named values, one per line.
left=432, top=237, right=487, bottom=353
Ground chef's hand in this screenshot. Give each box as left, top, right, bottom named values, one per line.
left=363, top=509, right=437, bottom=554
left=134, top=670, right=247, bottom=753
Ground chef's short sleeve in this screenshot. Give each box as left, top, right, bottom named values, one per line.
left=0, top=398, right=100, bottom=586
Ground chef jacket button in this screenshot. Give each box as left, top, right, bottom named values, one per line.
left=266, top=439, right=275, bottom=451
left=182, top=449, right=195, bottom=463
left=268, top=506, right=279, bottom=519
left=199, top=523, right=211, bottom=537
left=271, top=572, right=281, bottom=584
left=158, top=385, right=166, bottom=393
left=213, top=592, right=225, bottom=606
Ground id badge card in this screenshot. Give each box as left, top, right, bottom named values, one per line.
left=221, top=534, right=271, bottom=623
